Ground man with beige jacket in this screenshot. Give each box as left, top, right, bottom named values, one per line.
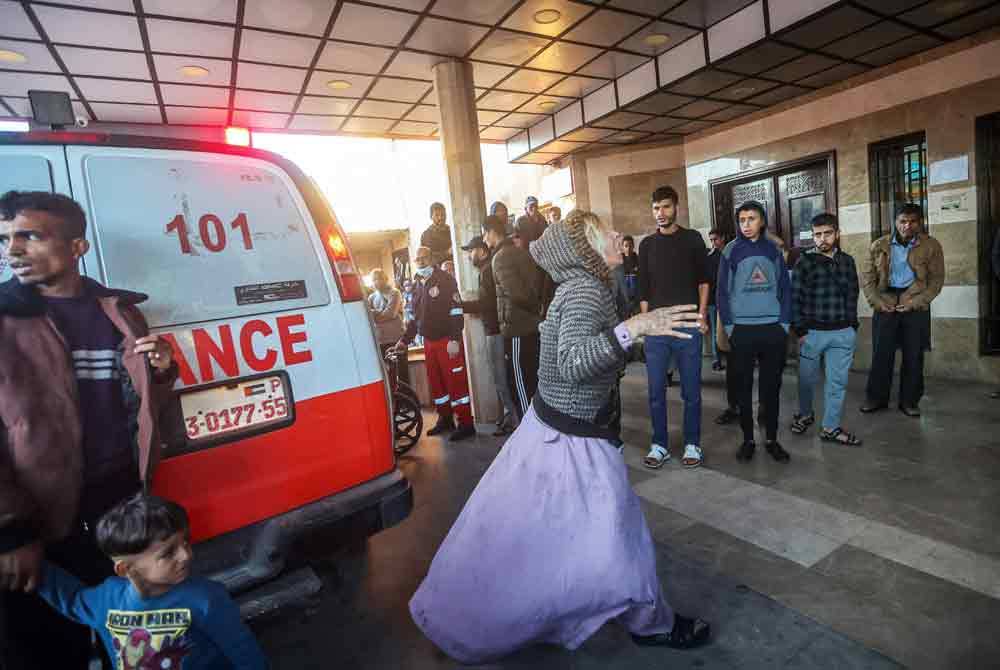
left=860, top=204, right=944, bottom=417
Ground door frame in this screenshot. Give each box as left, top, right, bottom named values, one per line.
left=708, top=151, right=838, bottom=242
left=976, top=112, right=1000, bottom=355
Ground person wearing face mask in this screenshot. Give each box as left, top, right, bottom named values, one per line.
left=395, top=246, right=475, bottom=442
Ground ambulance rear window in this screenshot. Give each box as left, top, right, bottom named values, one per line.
left=80, top=153, right=331, bottom=328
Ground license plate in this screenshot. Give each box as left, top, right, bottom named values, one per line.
left=181, top=375, right=290, bottom=441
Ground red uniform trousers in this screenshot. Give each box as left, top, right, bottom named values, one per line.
left=424, top=337, right=473, bottom=426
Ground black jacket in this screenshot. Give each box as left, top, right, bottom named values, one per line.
left=705, top=248, right=722, bottom=306
left=420, top=222, right=453, bottom=266
left=492, top=238, right=543, bottom=338
left=403, top=268, right=464, bottom=343
left=461, top=254, right=500, bottom=336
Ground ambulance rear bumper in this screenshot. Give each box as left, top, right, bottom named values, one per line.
left=193, top=468, right=413, bottom=595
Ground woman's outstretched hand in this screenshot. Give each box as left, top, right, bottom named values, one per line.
left=624, top=305, right=703, bottom=340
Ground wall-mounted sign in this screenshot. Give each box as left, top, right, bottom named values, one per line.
left=929, top=155, right=968, bottom=186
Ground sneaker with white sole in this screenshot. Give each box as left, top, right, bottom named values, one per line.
left=682, top=444, right=703, bottom=468
left=643, top=444, right=671, bottom=469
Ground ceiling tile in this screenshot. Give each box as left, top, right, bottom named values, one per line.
left=369, top=0, right=431, bottom=11
left=704, top=103, right=756, bottom=122
left=405, top=104, right=439, bottom=121
left=496, top=111, right=548, bottom=128
left=1, top=39, right=60, bottom=73
left=159, top=83, right=230, bottom=107
left=502, top=0, right=596, bottom=37
left=342, top=116, right=396, bottom=133
left=393, top=119, right=437, bottom=135
left=899, top=0, right=996, bottom=27
left=154, top=55, right=232, bottom=86
left=406, top=17, right=490, bottom=56
left=779, top=5, right=881, bottom=47
left=606, top=0, right=671, bottom=17
left=750, top=83, right=809, bottom=106
left=386, top=50, right=441, bottom=80
left=498, top=68, right=565, bottom=93
left=668, top=68, right=742, bottom=96
left=480, top=126, right=521, bottom=140
left=562, top=9, right=650, bottom=47
left=590, top=110, right=652, bottom=129
left=671, top=119, right=717, bottom=133
left=527, top=41, right=605, bottom=73
left=470, top=30, right=552, bottom=65
left=305, top=70, right=373, bottom=97
left=1, top=97, right=32, bottom=117
left=798, top=62, right=868, bottom=88
left=664, top=0, right=758, bottom=28
left=715, top=41, right=804, bottom=75
left=764, top=53, right=842, bottom=83
left=0, top=71, right=74, bottom=98
left=331, top=3, right=418, bottom=46
left=634, top=115, right=687, bottom=132
left=369, top=77, right=431, bottom=102
left=76, top=77, right=157, bottom=104
left=48, top=0, right=132, bottom=9
left=671, top=98, right=729, bottom=117
left=544, top=75, right=607, bottom=97
left=560, top=126, right=614, bottom=141
left=432, top=0, right=519, bottom=24
left=575, top=50, right=649, bottom=78
left=34, top=5, right=141, bottom=50
left=56, top=46, right=150, bottom=79
left=935, top=5, right=1000, bottom=39
left=533, top=139, right=587, bottom=153
left=297, top=96, right=355, bottom=114
left=231, top=110, right=290, bottom=128
left=237, top=62, right=307, bottom=93
left=477, top=109, right=506, bottom=124
left=90, top=103, right=162, bottom=123
left=143, top=0, right=237, bottom=22
left=318, top=41, right=394, bottom=75
left=478, top=89, right=534, bottom=110
left=625, top=91, right=694, bottom=114
left=147, top=18, right=234, bottom=58
left=239, top=29, right=318, bottom=66
left=165, top=106, right=229, bottom=125
left=712, top=78, right=778, bottom=101
left=243, top=0, right=334, bottom=35
left=471, top=61, right=517, bottom=87
left=0, top=3, right=39, bottom=39
left=855, top=33, right=943, bottom=66
left=852, top=0, right=927, bottom=15
left=287, top=114, right=346, bottom=131
left=522, top=94, right=574, bottom=113
left=234, top=90, right=298, bottom=112
left=821, top=21, right=915, bottom=59
left=354, top=99, right=412, bottom=118
left=617, top=21, right=700, bottom=56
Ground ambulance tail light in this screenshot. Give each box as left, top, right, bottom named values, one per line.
left=323, top=227, right=364, bottom=302
left=224, top=126, right=251, bottom=146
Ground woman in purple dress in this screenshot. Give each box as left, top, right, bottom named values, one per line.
left=409, top=210, right=712, bottom=663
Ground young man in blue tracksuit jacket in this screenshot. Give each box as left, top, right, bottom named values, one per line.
left=717, top=200, right=792, bottom=464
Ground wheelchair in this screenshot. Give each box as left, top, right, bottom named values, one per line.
left=385, top=348, right=423, bottom=455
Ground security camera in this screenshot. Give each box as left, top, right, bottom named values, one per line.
left=74, top=116, right=89, bottom=128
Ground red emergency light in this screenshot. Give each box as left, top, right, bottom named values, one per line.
left=224, top=126, right=251, bottom=146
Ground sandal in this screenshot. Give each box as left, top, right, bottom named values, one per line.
left=790, top=413, right=815, bottom=434
left=682, top=444, right=703, bottom=468
left=644, top=444, right=671, bottom=469
left=820, top=427, right=862, bottom=446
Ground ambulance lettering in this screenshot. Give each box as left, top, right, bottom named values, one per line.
left=162, top=314, right=313, bottom=386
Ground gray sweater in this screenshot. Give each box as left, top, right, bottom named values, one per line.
left=530, top=219, right=626, bottom=424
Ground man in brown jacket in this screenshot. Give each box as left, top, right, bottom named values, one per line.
left=0, top=191, right=177, bottom=668
left=861, top=203, right=944, bottom=417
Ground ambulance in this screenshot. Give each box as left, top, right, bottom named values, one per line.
left=0, top=127, right=412, bottom=607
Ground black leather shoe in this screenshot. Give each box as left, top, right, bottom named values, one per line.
left=665, top=373, right=674, bottom=388
left=631, top=615, right=711, bottom=650
left=990, top=390, right=1000, bottom=399
left=736, top=441, right=755, bottom=462
left=898, top=404, right=921, bottom=418
left=859, top=403, right=888, bottom=414
left=449, top=424, right=477, bottom=441
left=427, top=417, right=456, bottom=436
left=765, top=440, right=790, bottom=463
left=715, top=408, right=739, bottom=425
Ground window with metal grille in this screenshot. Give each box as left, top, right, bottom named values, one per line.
left=868, top=133, right=929, bottom=241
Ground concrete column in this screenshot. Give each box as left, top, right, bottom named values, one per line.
left=432, top=59, right=498, bottom=424
left=569, top=156, right=590, bottom=212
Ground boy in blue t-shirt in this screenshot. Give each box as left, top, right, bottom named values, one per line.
left=34, top=494, right=268, bottom=670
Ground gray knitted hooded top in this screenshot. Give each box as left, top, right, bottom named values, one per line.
left=529, top=217, right=627, bottom=426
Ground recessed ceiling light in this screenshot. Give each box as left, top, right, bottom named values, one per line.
left=0, top=49, right=27, bottom=64
left=533, top=9, right=561, bottom=24
left=327, top=79, right=352, bottom=90
left=179, top=65, right=210, bottom=78
left=643, top=33, right=670, bottom=47
left=538, top=100, right=557, bottom=110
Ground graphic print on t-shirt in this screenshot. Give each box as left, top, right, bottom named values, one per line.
left=72, top=348, right=120, bottom=380
left=745, top=263, right=772, bottom=292
left=106, top=609, right=192, bottom=670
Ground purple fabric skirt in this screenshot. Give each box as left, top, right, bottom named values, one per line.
left=409, top=406, right=675, bottom=664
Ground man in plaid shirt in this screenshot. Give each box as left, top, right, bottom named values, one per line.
left=790, top=213, right=863, bottom=446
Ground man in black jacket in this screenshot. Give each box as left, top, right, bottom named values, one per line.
left=461, top=228, right=516, bottom=435
left=420, top=202, right=454, bottom=266
left=706, top=228, right=724, bottom=371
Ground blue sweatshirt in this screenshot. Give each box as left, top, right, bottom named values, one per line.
left=37, top=562, right=268, bottom=670
left=717, top=232, right=791, bottom=335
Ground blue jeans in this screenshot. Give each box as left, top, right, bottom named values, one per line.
left=645, top=330, right=702, bottom=447
left=798, top=328, right=857, bottom=431
left=706, top=305, right=720, bottom=363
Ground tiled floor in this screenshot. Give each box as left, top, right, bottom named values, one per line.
left=254, top=362, right=1000, bottom=669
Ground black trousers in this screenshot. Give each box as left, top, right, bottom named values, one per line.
left=505, top=333, right=540, bottom=421
left=724, top=351, right=778, bottom=412
left=866, top=309, right=931, bottom=407
left=731, top=324, right=787, bottom=442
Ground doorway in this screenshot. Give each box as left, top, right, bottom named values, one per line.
left=709, top=152, right=837, bottom=250
left=977, top=112, right=1000, bottom=355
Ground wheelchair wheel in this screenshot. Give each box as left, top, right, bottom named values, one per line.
left=393, top=393, right=423, bottom=455
left=397, top=380, right=420, bottom=405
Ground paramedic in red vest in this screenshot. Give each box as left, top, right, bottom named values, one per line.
left=396, top=246, right=476, bottom=442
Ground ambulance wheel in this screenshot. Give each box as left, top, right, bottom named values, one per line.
left=393, top=393, right=423, bottom=455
